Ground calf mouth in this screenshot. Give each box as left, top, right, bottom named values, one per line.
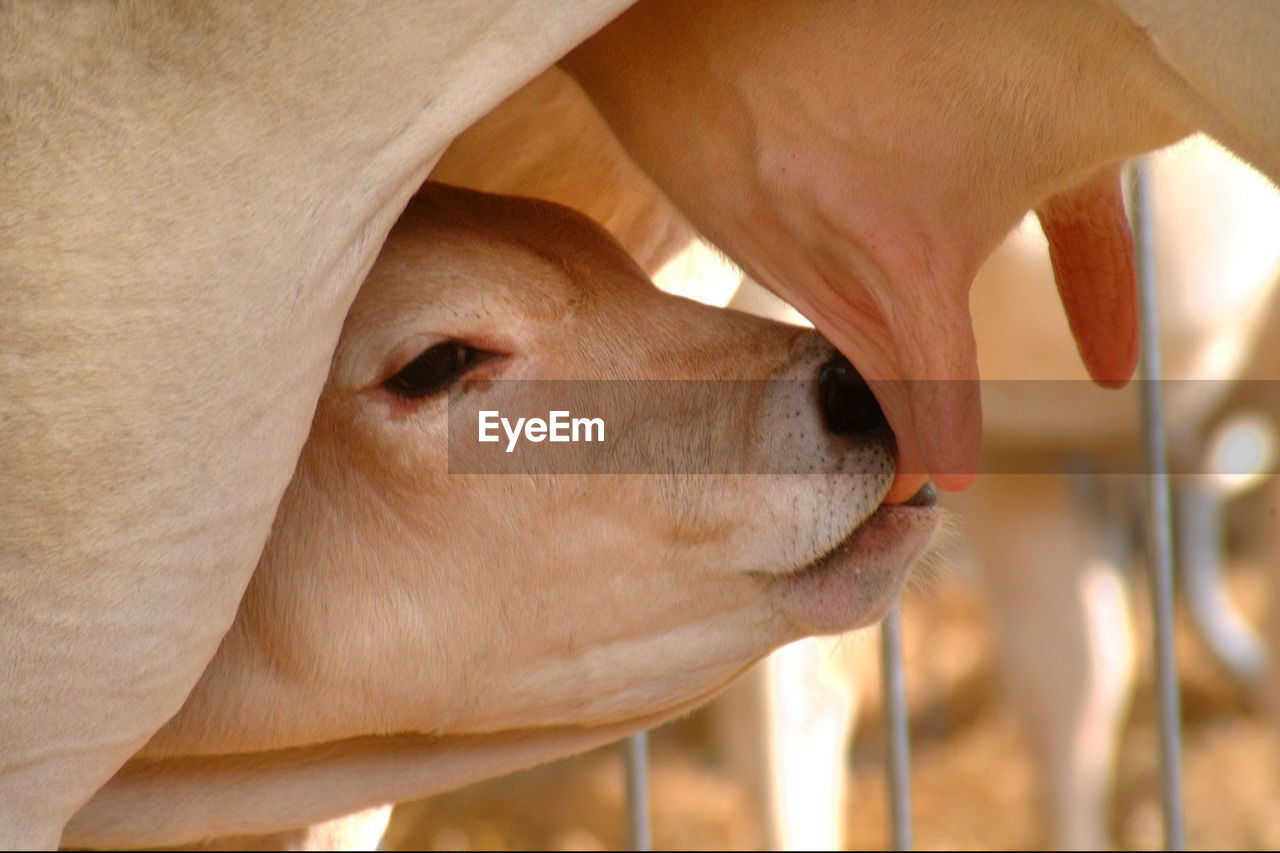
left=765, top=482, right=939, bottom=634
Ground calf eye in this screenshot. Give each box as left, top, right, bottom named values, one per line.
left=384, top=341, right=489, bottom=399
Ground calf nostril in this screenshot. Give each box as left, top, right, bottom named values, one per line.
left=818, top=353, right=891, bottom=440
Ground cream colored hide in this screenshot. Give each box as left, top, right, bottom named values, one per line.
left=61, top=184, right=938, bottom=849
left=164, top=807, right=394, bottom=853
left=2, top=4, right=634, bottom=846
left=6, top=3, right=1280, bottom=847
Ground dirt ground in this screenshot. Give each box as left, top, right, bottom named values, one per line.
left=382, top=538, right=1280, bottom=851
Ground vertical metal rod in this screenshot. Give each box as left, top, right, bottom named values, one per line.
left=880, top=600, right=914, bottom=851
left=624, top=731, right=651, bottom=851
left=1131, top=156, right=1187, bottom=851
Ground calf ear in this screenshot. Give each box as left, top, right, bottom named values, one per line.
left=1036, top=167, right=1139, bottom=389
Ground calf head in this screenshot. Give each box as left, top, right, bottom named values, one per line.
left=139, top=181, right=936, bottom=796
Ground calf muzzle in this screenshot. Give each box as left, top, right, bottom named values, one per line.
left=818, top=352, right=892, bottom=446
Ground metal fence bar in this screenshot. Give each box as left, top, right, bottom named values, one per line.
left=1131, top=156, right=1187, bottom=851
left=880, top=599, right=914, bottom=851
left=624, top=731, right=652, bottom=850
